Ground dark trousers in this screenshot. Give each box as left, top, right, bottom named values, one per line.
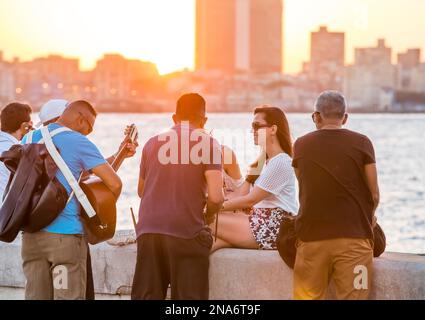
left=86, top=246, right=95, bottom=300
left=131, top=231, right=212, bottom=300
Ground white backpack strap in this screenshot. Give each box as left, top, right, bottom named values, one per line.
left=51, top=127, right=71, bottom=137
left=37, top=127, right=71, bottom=144
left=40, top=126, right=97, bottom=218
left=66, top=173, right=83, bottom=206
left=26, top=130, right=34, bottom=144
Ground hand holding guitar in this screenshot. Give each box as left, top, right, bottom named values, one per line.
left=118, top=125, right=139, bottom=159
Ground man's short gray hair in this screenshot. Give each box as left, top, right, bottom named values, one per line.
left=314, top=91, right=347, bottom=119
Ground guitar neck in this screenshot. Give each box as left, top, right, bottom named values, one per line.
left=111, top=145, right=127, bottom=172
left=110, top=125, right=138, bottom=172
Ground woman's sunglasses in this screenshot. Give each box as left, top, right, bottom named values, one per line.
left=251, top=122, right=272, bottom=132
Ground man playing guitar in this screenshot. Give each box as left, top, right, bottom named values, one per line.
left=20, top=100, right=138, bottom=300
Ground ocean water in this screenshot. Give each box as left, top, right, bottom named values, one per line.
left=88, top=113, right=425, bottom=254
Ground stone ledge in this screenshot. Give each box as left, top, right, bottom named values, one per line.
left=208, top=249, right=425, bottom=300
left=1, top=233, right=424, bottom=300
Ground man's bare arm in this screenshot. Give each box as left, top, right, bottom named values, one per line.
left=364, top=163, right=380, bottom=222
left=205, top=170, right=225, bottom=224
left=83, top=138, right=138, bottom=179
left=91, top=163, right=123, bottom=200
left=138, top=177, right=145, bottom=199
left=222, top=186, right=271, bottom=211
left=294, top=168, right=300, bottom=180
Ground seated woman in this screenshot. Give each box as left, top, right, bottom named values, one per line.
left=210, top=106, right=299, bottom=253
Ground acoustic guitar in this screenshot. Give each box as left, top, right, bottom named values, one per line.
left=80, top=124, right=138, bottom=245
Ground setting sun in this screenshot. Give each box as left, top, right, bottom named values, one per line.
left=0, top=0, right=195, bottom=74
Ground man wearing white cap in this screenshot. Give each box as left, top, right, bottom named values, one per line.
left=36, top=99, right=69, bottom=127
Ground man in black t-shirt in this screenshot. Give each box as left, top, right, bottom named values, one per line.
left=292, top=91, right=380, bottom=300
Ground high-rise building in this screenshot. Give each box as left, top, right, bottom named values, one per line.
left=355, top=39, right=391, bottom=66
left=310, top=26, right=345, bottom=69
left=249, top=0, right=284, bottom=74
left=195, top=0, right=283, bottom=74
left=398, top=49, right=421, bottom=70
left=307, top=26, right=345, bottom=91
left=411, top=64, right=425, bottom=93
left=345, top=39, right=396, bottom=110
left=397, top=49, right=421, bottom=90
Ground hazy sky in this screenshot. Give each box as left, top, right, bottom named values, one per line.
left=0, top=0, right=424, bottom=74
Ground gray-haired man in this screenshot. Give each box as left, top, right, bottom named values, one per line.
left=292, top=91, right=380, bottom=300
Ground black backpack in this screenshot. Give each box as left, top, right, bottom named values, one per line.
left=0, top=143, right=68, bottom=242
left=276, top=216, right=386, bottom=269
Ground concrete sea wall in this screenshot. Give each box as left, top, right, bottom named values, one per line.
left=0, top=231, right=424, bottom=300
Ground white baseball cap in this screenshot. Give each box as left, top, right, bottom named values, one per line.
left=36, top=99, right=69, bottom=127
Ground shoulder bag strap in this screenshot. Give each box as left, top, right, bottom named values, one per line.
left=26, top=130, right=34, bottom=144
left=37, top=127, right=71, bottom=144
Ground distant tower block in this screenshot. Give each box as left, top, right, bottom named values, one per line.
left=195, top=0, right=284, bottom=74
left=310, top=26, right=345, bottom=71
left=308, top=26, right=345, bottom=91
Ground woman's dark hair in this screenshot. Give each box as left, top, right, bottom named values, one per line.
left=254, top=105, right=293, bottom=157
left=246, top=105, right=293, bottom=184
left=0, top=102, right=32, bottom=133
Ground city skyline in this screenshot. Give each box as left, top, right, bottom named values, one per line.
left=1, top=0, right=425, bottom=74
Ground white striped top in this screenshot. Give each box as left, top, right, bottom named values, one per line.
left=254, top=152, right=299, bottom=214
